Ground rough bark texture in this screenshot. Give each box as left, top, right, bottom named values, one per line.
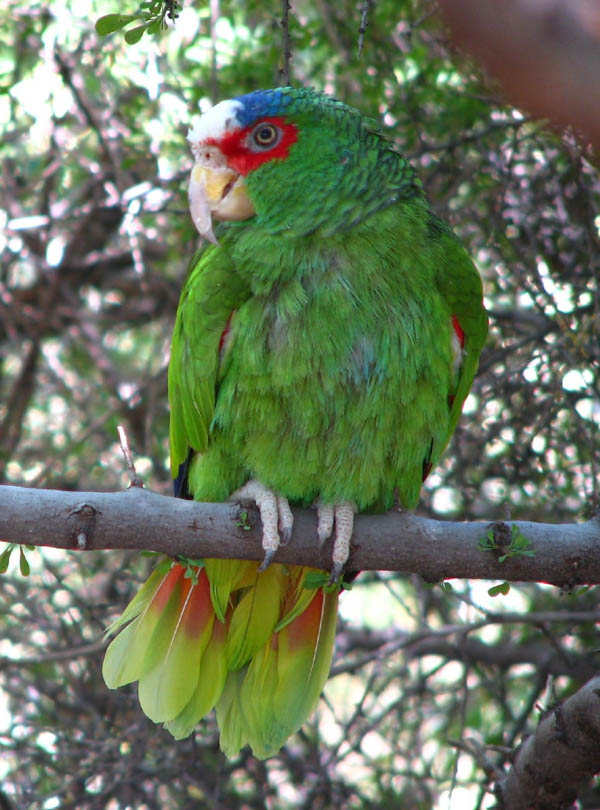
left=1, top=484, right=599, bottom=584
left=496, top=676, right=600, bottom=810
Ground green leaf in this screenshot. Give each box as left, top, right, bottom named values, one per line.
left=155, top=557, right=174, bottom=576
left=19, top=547, right=30, bottom=577
left=302, top=571, right=347, bottom=594
left=488, top=582, right=510, bottom=597
left=124, top=25, right=148, bottom=44
left=95, top=14, right=137, bottom=35
left=303, top=571, right=329, bottom=590
left=0, top=545, right=13, bottom=574
left=478, top=530, right=496, bottom=553
left=146, top=19, right=163, bottom=35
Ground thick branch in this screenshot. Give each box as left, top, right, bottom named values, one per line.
left=496, top=676, right=600, bottom=810
left=0, top=485, right=599, bottom=585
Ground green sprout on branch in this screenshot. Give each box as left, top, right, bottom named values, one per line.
left=235, top=510, right=252, bottom=532
left=303, top=570, right=352, bottom=594
left=478, top=524, right=535, bottom=563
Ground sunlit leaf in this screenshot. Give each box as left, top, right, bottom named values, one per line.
left=124, top=24, right=147, bottom=44
left=95, top=14, right=137, bottom=35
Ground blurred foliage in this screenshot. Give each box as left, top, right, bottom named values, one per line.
left=1, top=0, right=599, bottom=808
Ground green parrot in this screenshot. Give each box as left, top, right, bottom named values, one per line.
left=102, top=87, right=487, bottom=758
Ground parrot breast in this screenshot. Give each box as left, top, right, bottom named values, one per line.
left=191, top=205, right=460, bottom=513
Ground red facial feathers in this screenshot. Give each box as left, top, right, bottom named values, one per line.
left=204, top=117, right=298, bottom=175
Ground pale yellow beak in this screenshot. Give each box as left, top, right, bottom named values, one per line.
left=188, top=164, right=255, bottom=244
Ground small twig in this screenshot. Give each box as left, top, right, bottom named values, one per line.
left=449, top=737, right=505, bottom=781
left=280, top=0, right=292, bottom=86
left=54, top=49, right=120, bottom=180
left=0, top=640, right=107, bottom=670
left=357, top=0, right=374, bottom=55
left=117, top=425, right=144, bottom=488
left=209, top=0, right=219, bottom=103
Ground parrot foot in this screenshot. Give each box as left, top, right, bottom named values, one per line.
left=231, top=480, right=293, bottom=570
left=316, top=501, right=356, bottom=583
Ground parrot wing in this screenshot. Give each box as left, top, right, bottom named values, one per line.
left=432, top=216, right=488, bottom=450
left=168, top=244, right=251, bottom=479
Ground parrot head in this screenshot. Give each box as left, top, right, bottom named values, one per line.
left=186, top=90, right=297, bottom=242
left=187, top=87, right=422, bottom=242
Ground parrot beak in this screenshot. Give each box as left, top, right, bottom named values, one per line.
left=188, top=164, right=255, bottom=244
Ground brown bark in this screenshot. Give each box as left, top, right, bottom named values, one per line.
left=0, top=484, right=599, bottom=584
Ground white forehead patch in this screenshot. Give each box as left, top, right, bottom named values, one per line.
left=187, top=99, right=244, bottom=145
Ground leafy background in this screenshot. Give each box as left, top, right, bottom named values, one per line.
left=1, top=0, right=599, bottom=808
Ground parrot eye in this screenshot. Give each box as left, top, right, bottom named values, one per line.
left=250, top=122, right=281, bottom=149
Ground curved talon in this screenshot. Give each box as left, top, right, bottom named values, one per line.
left=316, top=504, right=335, bottom=546
left=277, top=496, right=294, bottom=545
left=259, top=546, right=278, bottom=572
left=318, top=500, right=356, bottom=580
left=329, top=560, right=344, bottom=585
left=230, top=480, right=294, bottom=569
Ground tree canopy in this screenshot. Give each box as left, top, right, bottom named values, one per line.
left=1, top=1, right=599, bottom=808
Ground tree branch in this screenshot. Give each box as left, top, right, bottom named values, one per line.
left=495, top=675, right=600, bottom=810
left=0, top=485, right=599, bottom=585
left=279, top=0, right=292, bottom=86
left=333, top=622, right=600, bottom=683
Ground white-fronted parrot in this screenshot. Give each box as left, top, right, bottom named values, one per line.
left=103, top=87, right=487, bottom=758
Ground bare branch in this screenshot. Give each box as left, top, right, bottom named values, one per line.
left=0, top=484, right=598, bottom=584
left=334, top=623, right=600, bottom=683
left=279, top=0, right=292, bottom=86
left=117, top=425, right=144, bottom=489
left=357, top=0, right=374, bottom=55
left=0, top=640, right=106, bottom=671
left=496, top=676, right=600, bottom=810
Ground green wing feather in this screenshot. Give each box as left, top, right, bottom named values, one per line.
left=431, top=216, right=488, bottom=448
left=224, top=564, right=286, bottom=670
left=236, top=585, right=339, bottom=758
left=168, top=245, right=251, bottom=476
left=102, top=565, right=172, bottom=687
left=164, top=616, right=229, bottom=740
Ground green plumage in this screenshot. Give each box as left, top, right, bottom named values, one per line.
left=104, top=87, right=487, bottom=758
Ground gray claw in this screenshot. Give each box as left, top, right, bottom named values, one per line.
left=259, top=546, right=277, bottom=572
left=329, top=560, right=344, bottom=585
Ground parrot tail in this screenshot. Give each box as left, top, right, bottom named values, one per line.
left=102, top=558, right=339, bottom=758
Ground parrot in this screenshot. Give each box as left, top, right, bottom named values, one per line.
left=102, top=86, right=487, bottom=759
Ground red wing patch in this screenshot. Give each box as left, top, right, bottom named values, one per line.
left=219, top=312, right=235, bottom=363
left=219, top=314, right=233, bottom=353
left=452, top=315, right=465, bottom=349
left=448, top=315, right=466, bottom=410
